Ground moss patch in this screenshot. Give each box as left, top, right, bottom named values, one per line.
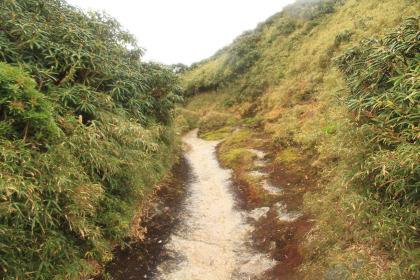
left=200, top=126, right=232, bottom=141
left=274, top=147, right=314, bottom=175
left=219, top=128, right=253, bottom=149
left=275, top=147, right=300, bottom=164
left=219, top=148, right=256, bottom=169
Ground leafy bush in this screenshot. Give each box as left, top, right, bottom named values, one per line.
left=334, top=16, right=419, bottom=273
left=0, top=63, right=57, bottom=140
left=276, top=19, right=297, bottom=35
left=333, top=29, right=354, bottom=47
left=197, top=111, right=231, bottom=136
left=177, top=108, right=200, bottom=131
left=0, top=0, right=183, bottom=125
left=224, top=31, right=262, bottom=75
left=223, top=99, right=234, bottom=107
left=0, top=0, right=183, bottom=279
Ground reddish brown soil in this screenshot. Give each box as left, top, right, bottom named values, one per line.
left=218, top=129, right=317, bottom=280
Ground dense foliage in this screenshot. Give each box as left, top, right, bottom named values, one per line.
left=0, top=0, right=182, bottom=278
left=335, top=16, right=419, bottom=270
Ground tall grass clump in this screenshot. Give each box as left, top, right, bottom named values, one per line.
left=0, top=0, right=183, bottom=278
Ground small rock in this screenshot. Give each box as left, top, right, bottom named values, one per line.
left=261, top=180, right=283, bottom=195
left=249, top=207, right=270, bottom=220
left=325, top=264, right=350, bottom=280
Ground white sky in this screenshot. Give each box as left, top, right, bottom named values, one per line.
left=66, top=0, right=296, bottom=65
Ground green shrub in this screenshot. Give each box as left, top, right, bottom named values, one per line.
left=275, top=70, right=286, bottom=79
left=334, top=16, right=420, bottom=274
left=333, top=29, right=355, bottom=47
left=197, top=111, right=231, bottom=136
left=224, top=31, right=262, bottom=75
left=223, top=99, right=234, bottom=107
left=321, top=123, right=337, bottom=135
left=178, top=108, right=200, bottom=131
left=0, top=1, right=183, bottom=278
left=0, top=63, right=57, bottom=140
left=276, top=19, right=297, bottom=35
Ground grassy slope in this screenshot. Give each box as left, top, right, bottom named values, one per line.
left=181, top=0, right=419, bottom=278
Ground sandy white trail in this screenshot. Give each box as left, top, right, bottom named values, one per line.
left=154, top=129, right=275, bottom=280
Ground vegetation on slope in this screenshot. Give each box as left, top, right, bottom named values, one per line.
left=0, top=0, right=183, bottom=278
left=307, top=16, right=419, bottom=278
left=181, top=0, right=419, bottom=278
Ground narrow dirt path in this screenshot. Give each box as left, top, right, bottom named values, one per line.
left=154, top=129, right=276, bottom=280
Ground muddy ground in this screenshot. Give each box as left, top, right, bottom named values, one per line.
left=216, top=129, right=316, bottom=280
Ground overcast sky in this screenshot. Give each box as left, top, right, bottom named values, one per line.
left=66, top=0, right=296, bottom=65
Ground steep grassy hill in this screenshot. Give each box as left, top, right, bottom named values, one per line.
left=0, top=0, right=183, bottom=278
left=181, top=0, right=419, bottom=278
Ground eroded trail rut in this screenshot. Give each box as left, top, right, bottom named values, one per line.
left=154, top=129, right=276, bottom=279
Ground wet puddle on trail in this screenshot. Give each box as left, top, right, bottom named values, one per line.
left=154, top=129, right=276, bottom=280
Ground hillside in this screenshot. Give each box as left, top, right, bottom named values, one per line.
left=180, top=0, right=419, bottom=278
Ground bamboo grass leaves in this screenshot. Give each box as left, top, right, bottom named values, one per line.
left=0, top=0, right=182, bottom=126
left=335, top=15, right=420, bottom=203
left=334, top=16, right=419, bottom=265
left=0, top=0, right=183, bottom=278
left=0, top=63, right=57, bottom=140
left=335, top=17, right=420, bottom=145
